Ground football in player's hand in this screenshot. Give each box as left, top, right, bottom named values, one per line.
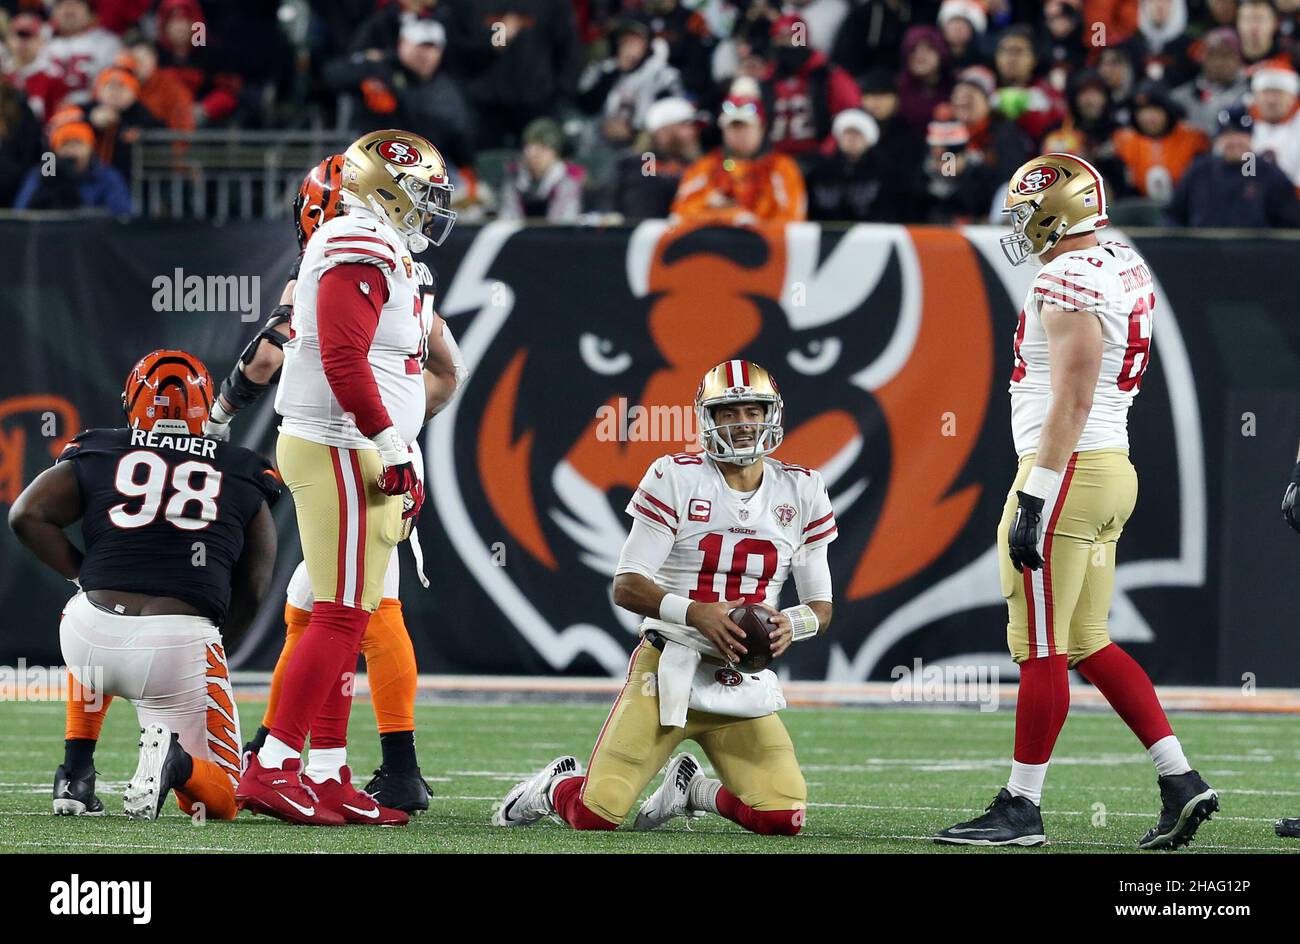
left=727, top=603, right=779, bottom=672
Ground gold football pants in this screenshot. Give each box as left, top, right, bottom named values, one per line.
left=999, top=448, right=1137, bottom=665
left=276, top=433, right=403, bottom=613
left=579, top=641, right=807, bottom=825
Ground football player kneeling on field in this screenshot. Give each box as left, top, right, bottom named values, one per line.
left=493, top=360, right=835, bottom=835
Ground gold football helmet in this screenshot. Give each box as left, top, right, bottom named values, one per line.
left=695, top=360, right=784, bottom=465
left=1001, top=153, right=1108, bottom=266
left=339, top=129, right=456, bottom=250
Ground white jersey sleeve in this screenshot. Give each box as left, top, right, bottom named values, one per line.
left=798, top=468, right=838, bottom=552
left=311, top=215, right=402, bottom=278
left=624, top=455, right=681, bottom=538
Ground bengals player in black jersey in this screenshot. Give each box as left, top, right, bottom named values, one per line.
left=8, top=350, right=279, bottom=821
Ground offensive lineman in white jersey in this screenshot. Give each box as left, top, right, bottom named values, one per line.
left=936, top=154, right=1217, bottom=849
left=235, top=129, right=455, bottom=826
left=493, top=361, right=836, bottom=835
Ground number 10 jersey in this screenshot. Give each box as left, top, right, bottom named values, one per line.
left=625, top=452, right=838, bottom=657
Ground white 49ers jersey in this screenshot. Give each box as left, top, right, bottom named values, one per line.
left=1010, top=240, right=1155, bottom=457
left=626, top=452, right=837, bottom=656
left=276, top=209, right=435, bottom=449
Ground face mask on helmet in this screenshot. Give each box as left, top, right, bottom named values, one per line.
left=697, top=399, right=784, bottom=466
left=394, top=173, right=456, bottom=252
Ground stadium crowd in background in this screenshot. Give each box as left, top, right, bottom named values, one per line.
left=1, top=0, right=1299, bottom=226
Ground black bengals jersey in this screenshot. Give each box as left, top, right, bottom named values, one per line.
left=58, top=428, right=282, bottom=623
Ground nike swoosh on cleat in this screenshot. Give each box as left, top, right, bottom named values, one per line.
left=502, top=797, right=521, bottom=822
left=343, top=804, right=380, bottom=819
left=276, top=792, right=316, bottom=816
left=944, top=827, right=1000, bottom=834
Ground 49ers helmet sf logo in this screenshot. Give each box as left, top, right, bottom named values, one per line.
left=1014, top=166, right=1060, bottom=195
left=377, top=139, right=421, bottom=166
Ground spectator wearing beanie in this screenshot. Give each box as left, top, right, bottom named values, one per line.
left=1170, top=27, right=1249, bottom=136
left=88, top=64, right=160, bottom=178
left=499, top=117, right=586, bottom=222
left=155, top=0, right=242, bottom=127
left=764, top=14, right=861, bottom=158
left=937, top=0, right=989, bottom=72
left=805, top=108, right=906, bottom=221
left=2, top=12, right=72, bottom=122
left=1250, top=66, right=1300, bottom=189
left=897, top=24, right=953, bottom=133
left=325, top=18, right=475, bottom=169
left=15, top=108, right=130, bottom=213
left=1123, top=0, right=1196, bottom=87
left=992, top=25, right=1066, bottom=143
left=671, top=93, right=807, bottom=226
left=1112, top=79, right=1209, bottom=200
left=858, top=67, right=927, bottom=172
left=951, top=65, right=1034, bottom=182
left=610, top=96, right=701, bottom=219
left=1167, top=105, right=1300, bottom=225
left=577, top=18, right=684, bottom=146
left=43, top=0, right=122, bottom=106
left=914, top=111, right=1001, bottom=222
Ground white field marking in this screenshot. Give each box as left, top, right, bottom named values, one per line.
left=805, top=801, right=1270, bottom=824
left=804, top=754, right=1153, bottom=771
left=2, top=840, right=249, bottom=853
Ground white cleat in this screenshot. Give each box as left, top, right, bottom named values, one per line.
left=634, top=752, right=704, bottom=831
left=492, top=755, right=581, bottom=827
left=123, top=723, right=181, bottom=821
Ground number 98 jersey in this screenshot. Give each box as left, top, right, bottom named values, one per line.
left=625, top=452, right=837, bottom=656
left=1010, top=240, right=1156, bottom=458
left=58, top=428, right=282, bottom=623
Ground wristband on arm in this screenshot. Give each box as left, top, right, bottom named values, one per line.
left=659, top=593, right=693, bottom=626
left=782, top=604, right=820, bottom=641
left=1022, top=465, right=1061, bottom=501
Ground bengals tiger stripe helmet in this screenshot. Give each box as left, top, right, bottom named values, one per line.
left=294, top=154, right=344, bottom=249
left=695, top=359, right=784, bottom=465
left=122, top=350, right=213, bottom=436
left=1001, top=153, right=1109, bottom=266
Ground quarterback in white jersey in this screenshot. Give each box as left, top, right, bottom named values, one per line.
left=495, top=360, right=834, bottom=837
left=937, top=154, right=1217, bottom=851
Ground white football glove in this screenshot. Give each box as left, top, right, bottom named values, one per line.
left=203, top=401, right=235, bottom=441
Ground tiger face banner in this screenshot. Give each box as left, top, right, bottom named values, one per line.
left=415, top=221, right=1207, bottom=680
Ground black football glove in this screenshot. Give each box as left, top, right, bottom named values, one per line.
left=1008, top=491, right=1046, bottom=572
left=1284, top=460, right=1300, bottom=535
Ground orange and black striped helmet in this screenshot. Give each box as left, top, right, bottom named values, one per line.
left=121, top=349, right=213, bottom=436
left=294, top=153, right=345, bottom=249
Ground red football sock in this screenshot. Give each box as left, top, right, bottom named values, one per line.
left=1075, top=643, right=1173, bottom=749
left=268, top=601, right=370, bottom=753
left=310, top=644, right=360, bottom=750
left=1013, top=654, right=1071, bottom=764
left=551, top=776, right=618, bottom=831
left=715, top=787, right=803, bottom=836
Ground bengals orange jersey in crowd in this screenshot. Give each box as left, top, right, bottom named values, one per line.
left=671, top=150, right=808, bottom=225
left=1112, top=123, right=1208, bottom=200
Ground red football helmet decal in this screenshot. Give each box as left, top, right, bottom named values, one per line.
left=1015, top=166, right=1060, bottom=195
left=377, top=139, right=421, bottom=166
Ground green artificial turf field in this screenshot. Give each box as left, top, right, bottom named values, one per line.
left=1, top=699, right=1296, bottom=853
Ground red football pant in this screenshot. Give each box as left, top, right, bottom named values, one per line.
left=267, top=601, right=368, bottom=753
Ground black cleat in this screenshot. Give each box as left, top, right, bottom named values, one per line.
left=1275, top=817, right=1300, bottom=838
left=52, top=764, right=104, bottom=816
left=363, top=765, right=433, bottom=814
left=123, top=723, right=192, bottom=821
left=1138, top=770, right=1218, bottom=849
left=935, top=788, right=1046, bottom=847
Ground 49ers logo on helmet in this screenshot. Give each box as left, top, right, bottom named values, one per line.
left=377, top=139, right=421, bottom=166
left=1015, top=166, right=1060, bottom=195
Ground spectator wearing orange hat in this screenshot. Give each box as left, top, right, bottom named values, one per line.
left=914, top=110, right=1001, bottom=223
left=763, top=14, right=861, bottom=158
left=2, top=12, right=73, bottom=122
left=88, top=64, right=160, bottom=177
left=671, top=93, right=807, bottom=226
left=14, top=107, right=131, bottom=213
left=1111, top=80, right=1209, bottom=201
left=1250, top=66, right=1300, bottom=190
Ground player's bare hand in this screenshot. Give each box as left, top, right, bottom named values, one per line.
left=766, top=610, right=793, bottom=658
left=687, top=599, right=748, bottom=662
